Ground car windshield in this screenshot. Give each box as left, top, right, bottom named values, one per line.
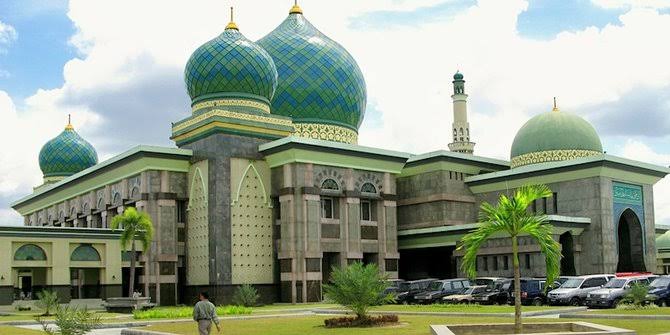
left=428, top=282, right=443, bottom=291
left=473, top=286, right=487, bottom=294
left=399, top=282, right=411, bottom=291
left=560, top=278, right=583, bottom=288
left=604, top=279, right=627, bottom=288
left=462, top=287, right=476, bottom=294
left=650, top=277, right=670, bottom=288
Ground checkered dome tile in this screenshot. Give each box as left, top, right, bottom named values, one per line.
left=185, top=28, right=278, bottom=101
left=258, top=13, right=367, bottom=130
left=39, top=128, right=98, bottom=177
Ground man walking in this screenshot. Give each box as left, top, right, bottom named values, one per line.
left=193, top=292, right=220, bottom=334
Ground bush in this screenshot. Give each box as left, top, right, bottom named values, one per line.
left=14, top=302, right=31, bottom=311
left=324, top=314, right=398, bottom=328
left=233, top=284, right=260, bottom=307
left=36, top=305, right=101, bottom=335
left=622, top=283, right=650, bottom=307
left=133, top=305, right=251, bottom=320
left=323, top=262, right=395, bottom=320
left=36, top=290, right=59, bottom=316
left=616, top=303, right=660, bottom=311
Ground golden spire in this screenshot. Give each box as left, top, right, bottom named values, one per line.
left=290, top=0, right=303, bottom=14
left=65, top=114, right=74, bottom=130
left=552, top=97, right=559, bottom=112
left=225, top=6, right=239, bottom=30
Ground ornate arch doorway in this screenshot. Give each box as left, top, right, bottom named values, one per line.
left=616, top=209, right=646, bottom=272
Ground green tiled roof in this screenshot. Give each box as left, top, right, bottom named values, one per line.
left=185, top=27, right=278, bottom=103
left=258, top=12, right=366, bottom=130
left=39, top=126, right=98, bottom=178
left=658, top=231, right=670, bottom=250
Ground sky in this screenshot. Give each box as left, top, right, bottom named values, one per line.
left=0, top=0, right=669, bottom=226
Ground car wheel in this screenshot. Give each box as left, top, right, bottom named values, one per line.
left=533, top=298, right=543, bottom=307
left=612, top=298, right=621, bottom=308
left=570, top=297, right=581, bottom=306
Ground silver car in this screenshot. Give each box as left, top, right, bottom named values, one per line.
left=546, top=274, right=613, bottom=306
left=586, top=276, right=654, bottom=308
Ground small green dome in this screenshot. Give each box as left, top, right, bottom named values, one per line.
left=658, top=231, right=670, bottom=251
left=453, top=71, right=464, bottom=80
left=184, top=26, right=278, bottom=104
left=39, top=124, right=98, bottom=178
left=510, top=109, right=603, bottom=168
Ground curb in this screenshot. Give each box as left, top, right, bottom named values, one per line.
left=560, top=313, right=670, bottom=320
left=312, top=307, right=586, bottom=318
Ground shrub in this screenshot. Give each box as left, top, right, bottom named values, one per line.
left=36, top=290, right=59, bottom=316
left=616, top=303, right=659, bottom=311
left=132, top=305, right=252, bottom=320
left=324, top=314, right=398, bottom=328
left=622, top=283, right=650, bottom=307
left=36, top=305, right=101, bottom=335
left=14, top=302, right=31, bottom=311
left=322, top=262, right=395, bottom=320
left=233, top=284, right=260, bottom=307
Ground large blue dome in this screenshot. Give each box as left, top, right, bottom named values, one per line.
left=185, top=25, right=278, bottom=104
left=39, top=123, right=98, bottom=179
left=258, top=6, right=367, bottom=143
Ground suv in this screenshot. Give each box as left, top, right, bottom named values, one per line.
left=647, top=276, right=670, bottom=306
left=587, top=275, right=654, bottom=308
left=510, top=278, right=547, bottom=306
left=414, top=278, right=471, bottom=304
left=546, top=274, right=612, bottom=306
left=395, top=279, right=436, bottom=304
left=472, top=278, right=512, bottom=305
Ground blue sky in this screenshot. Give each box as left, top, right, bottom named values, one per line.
left=0, top=0, right=669, bottom=226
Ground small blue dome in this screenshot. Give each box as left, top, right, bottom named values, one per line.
left=184, top=26, right=278, bottom=104
left=39, top=124, right=98, bottom=178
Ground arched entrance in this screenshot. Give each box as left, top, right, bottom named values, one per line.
left=616, top=209, right=646, bottom=272
left=559, top=232, right=576, bottom=276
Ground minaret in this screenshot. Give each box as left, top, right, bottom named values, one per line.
left=448, top=71, right=475, bottom=154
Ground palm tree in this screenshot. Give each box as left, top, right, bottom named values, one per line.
left=458, top=184, right=561, bottom=334
left=111, top=207, right=153, bottom=298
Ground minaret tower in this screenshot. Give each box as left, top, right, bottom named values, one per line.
left=448, top=71, right=475, bottom=154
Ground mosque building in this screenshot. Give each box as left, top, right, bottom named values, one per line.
left=1, top=3, right=669, bottom=306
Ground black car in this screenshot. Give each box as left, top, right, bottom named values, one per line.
left=647, top=276, right=670, bottom=307
left=472, top=278, right=512, bottom=305
left=413, top=278, right=471, bottom=304
left=509, top=278, right=547, bottom=306
left=395, top=278, right=436, bottom=304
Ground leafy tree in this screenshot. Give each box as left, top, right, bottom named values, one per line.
left=37, top=305, right=101, bottom=335
left=323, top=262, right=394, bottom=320
left=458, top=184, right=561, bottom=334
left=233, top=284, right=260, bottom=307
left=622, top=282, right=649, bottom=307
left=36, top=290, right=59, bottom=316
left=111, top=207, right=153, bottom=297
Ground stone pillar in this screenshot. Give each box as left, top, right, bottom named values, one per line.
left=345, top=197, right=362, bottom=263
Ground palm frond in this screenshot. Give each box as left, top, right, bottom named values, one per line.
left=518, top=215, right=562, bottom=285
left=458, top=216, right=508, bottom=279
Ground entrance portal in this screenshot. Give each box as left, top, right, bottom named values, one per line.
left=559, top=232, right=576, bottom=276
left=616, top=209, right=646, bottom=272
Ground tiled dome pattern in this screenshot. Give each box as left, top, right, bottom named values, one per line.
left=185, top=28, right=278, bottom=103
left=258, top=12, right=367, bottom=131
left=39, top=126, right=98, bottom=178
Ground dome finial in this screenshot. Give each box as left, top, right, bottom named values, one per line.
left=65, top=114, right=74, bottom=130
left=553, top=97, right=559, bottom=112
left=226, top=6, right=239, bottom=30
left=290, top=0, right=303, bottom=14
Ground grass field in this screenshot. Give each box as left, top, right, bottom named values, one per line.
left=0, top=325, right=44, bottom=334
left=0, top=310, right=123, bottom=322
left=582, top=306, right=670, bottom=315
left=141, top=315, right=670, bottom=335
left=369, top=304, right=568, bottom=313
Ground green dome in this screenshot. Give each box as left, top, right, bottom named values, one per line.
left=257, top=7, right=366, bottom=143
left=658, top=231, right=670, bottom=251
left=184, top=26, right=278, bottom=104
left=39, top=124, right=98, bottom=179
left=510, top=109, right=603, bottom=168
left=453, top=71, right=464, bottom=80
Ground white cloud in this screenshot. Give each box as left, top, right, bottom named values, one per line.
left=592, top=0, right=670, bottom=9
left=620, top=140, right=670, bottom=226
left=0, top=20, right=17, bottom=52
left=2, top=0, right=670, bottom=226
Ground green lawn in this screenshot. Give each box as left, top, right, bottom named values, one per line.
left=140, top=315, right=670, bottom=335
left=253, top=303, right=338, bottom=312
left=0, top=325, right=43, bottom=334
left=0, top=310, right=124, bottom=322
left=582, top=306, right=670, bottom=315
left=369, top=304, right=568, bottom=313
